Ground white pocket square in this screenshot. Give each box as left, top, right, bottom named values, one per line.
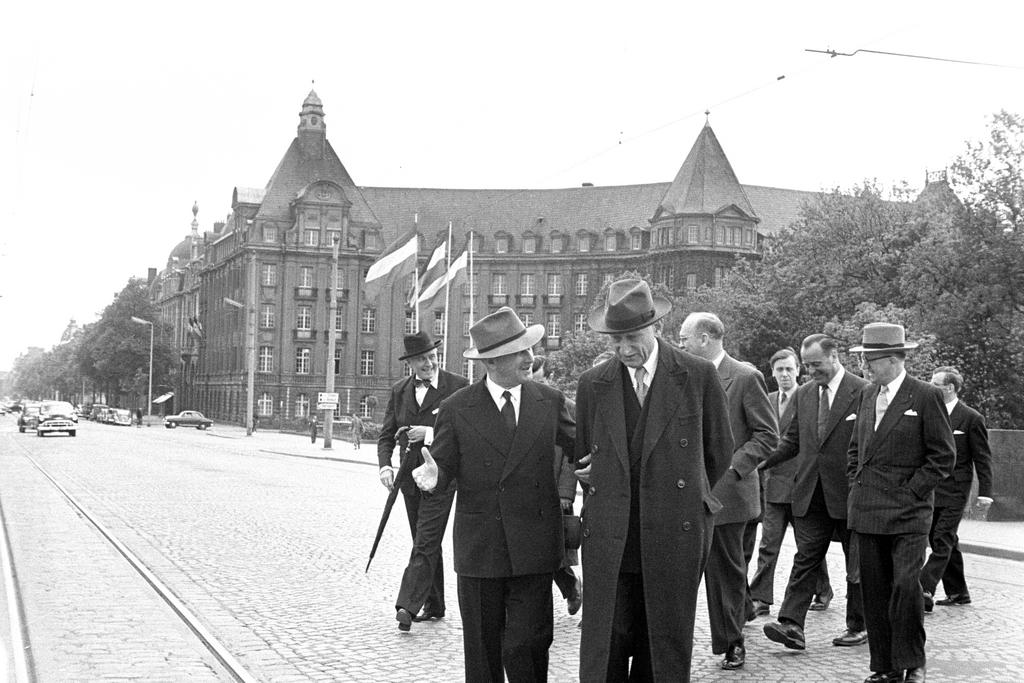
left=904, top=409, right=919, bottom=416
left=432, top=408, right=439, bottom=415
left=953, top=429, right=965, bottom=435
left=845, top=413, right=857, bottom=421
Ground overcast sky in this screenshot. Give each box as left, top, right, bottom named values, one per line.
left=2, top=1, right=1023, bottom=373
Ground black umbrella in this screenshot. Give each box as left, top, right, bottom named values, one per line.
left=366, top=427, right=413, bottom=573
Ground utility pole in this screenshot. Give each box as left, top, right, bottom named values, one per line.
left=323, top=236, right=340, bottom=449
left=246, top=249, right=256, bottom=436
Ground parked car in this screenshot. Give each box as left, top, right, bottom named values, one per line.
left=89, top=404, right=109, bottom=421
left=37, top=400, right=78, bottom=437
left=18, top=403, right=41, bottom=432
left=110, top=408, right=133, bottom=426
left=163, top=410, right=213, bottom=430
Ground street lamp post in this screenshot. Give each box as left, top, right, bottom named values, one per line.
left=130, top=316, right=154, bottom=419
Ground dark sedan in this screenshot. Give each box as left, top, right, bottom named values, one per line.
left=163, top=410, right=213, bottom=430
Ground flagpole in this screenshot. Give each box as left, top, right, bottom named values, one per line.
left=413, top=263, right=420, bottom=332
left=441, top=221, right=453, bottom=369
left=467, top=231, right=475, bottom=382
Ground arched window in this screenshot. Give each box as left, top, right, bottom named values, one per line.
left=295, top=393, right=310, bottom=418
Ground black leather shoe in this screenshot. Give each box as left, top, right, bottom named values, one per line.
left=747, top=599, right=770, bottom=621
left=567, top=577, right=582, bottom=616
left=412, top=608, right=445, bottom=622
left=923, top=591, right=933, bottom=613
left=833, top=629, right=868, bottom=646
left=721, top=641, right=745, bottom=670
left=809, top=589, right=833, bottom=611
left=396, top=608, right=413, bottom=632
left=935, top=593, right=971, bottom=606
left=763, top=621, right=806, bottom=650
left=864, top=672, right=902, bottom=683
left=905, top=666, right=926, bottom=682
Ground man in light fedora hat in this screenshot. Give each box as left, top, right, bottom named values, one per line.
left=846, top=322, right=954, bottom=683
left=412, top=307, right=575, bottom=683
left=574, top=278, right=734, bottom=682
left=379, top=330, right=469, bottom=631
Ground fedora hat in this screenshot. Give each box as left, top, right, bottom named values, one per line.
left=588, top=278, right=672, bottom=334
left=849, top=322, right=919, bottom=353
left=398, top=330, right=442, bottom=360
left=464, top=307, right=544, bottom=360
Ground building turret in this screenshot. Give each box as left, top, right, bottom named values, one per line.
left=297, top=89, right=327, bottom=158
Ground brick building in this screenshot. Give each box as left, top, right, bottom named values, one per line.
left=150, top=90, right=816, bottom=425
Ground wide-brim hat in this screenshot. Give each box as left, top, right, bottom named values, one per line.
left=849, top=322, right=919, bottom=353
left=588, top=278, right=672, bottom=334
left=398, top=330, right=443, bottom=360
left=464, top=307, right=544, bottom=360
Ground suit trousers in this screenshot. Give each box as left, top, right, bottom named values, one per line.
left=920, top=499, right=970, bottom=598
left=777, top=491, right=863, bottom=631
left=705, top=521, right=748, bottom=653
left=458, top=572, right=553, bottom=683
left=857, top=532, right=928, bottom=672
left=749, top=500, right=831, bottom=605
left=606, top=572, right=653, bottom=682
left=395, top=484, right=455, bottom=615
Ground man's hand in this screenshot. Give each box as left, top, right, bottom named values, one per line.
left=574, top=453, right=592, bottom=486
left=975, top=495, right=994, bottom=521
left=378, top=466, right=395, bottom=491
left=406, top=425, right=428, bottom=443
left=412, top=447, right=439, bottom=492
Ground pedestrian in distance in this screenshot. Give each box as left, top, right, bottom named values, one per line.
left=920, top=366, right=994, bottom=612
left=678, top=311, right=778, bottom=672
left=847, top=323, right=954, bottom=683
left=252, top=411, right=259, bottom=433
left=759, top=335, right=869, bottom=653
left=412, top=308, right=575, bottom=683
left=135, top=408, right=143, bottom=428
left=748, top=347, right=833, bottom=620
left=350, top=412, right=364, bottom=450
left=575, top=280, right=733, bottom=682
left=310, top=414, right=318, bottom=444
left=379, top=331, right=469, bottom=631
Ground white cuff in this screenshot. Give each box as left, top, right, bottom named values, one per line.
left=977, top=496, right=994, bottom=504
left=379, top=466, right=394, bottom=475
left=423, top=426, right=435, bottom=446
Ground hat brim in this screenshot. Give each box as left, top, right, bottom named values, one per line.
left=849, top=342, right=919, bottom=353
left=463, top=324, right=545, bottom=360
left=588, top=296, right=672, bottom=334
left=398, top=338, right=443, bottom=361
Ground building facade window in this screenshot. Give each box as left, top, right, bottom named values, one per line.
left=546, top=312, right=561, bottom=338
left=688, top=225, right=699, bottom=243
left=334, top=307, right=344, bottom=332
left=547, top=274, right=563, bottom=296
left=326, top=230, right=342, bottom=247
left=295, top=393, right=310, bottom=418
left=361, top=308, right=376, bottom=333
left=295, top=348, right=311, bottom=374
left=714, top=266, right=725, bottom=288
left=360, top=350, right=375, bottom=376
left=262, top=225, right=277, bottom=243
left=575, top=273, right=588, bottom=297
left=463, top=313, right=472, bottom=336
left=520, top=273, right=535, bottom=296
left=520, top=312, right=534, bottom=327
left=300, top=266, right=314, bottom=288
left=604, top=233, right=616, bottom=251
left=433, top=311, right=445, bottom=337
left=261, top=263, right=277, bottom=286
left=359, top=395, right=373, bottom=418
left=297, top=305, right=312, bottom=330
left=258, top=392, right=274, bottom=416
left=334, top=348, right=342, bottom=374
left=551, top=235, right=563, bottom=253
left=492, top=273, right=507, bottom=295
left=463, top=272, right=479, bottom=297
left=405, top=310, right=415, bottom=334
left=579, top=234, right=591, bottom=252
left=496, top=235, right=509, bottom=253
left=258, top=346, right=273, bottom=373
left=333, top=268, right=346, bottom=290
left=716, top=226, right=726, bottom=243
left=631, top=232, right=642, bottom=250
left=524, top=236, right=536, bottom=253
left=603, top=273, right=615, bottom=287
left=574, top=312, right=587, bottom=333
left=260, top=304, right=275, bottom=329
left=686, top=273, right=697, bottom=293
left=304, top=229, right=320, bottom=246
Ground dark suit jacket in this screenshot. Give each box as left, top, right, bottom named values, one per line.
left=378, top=369, right=469, bottom=493
left=576, top=340, right=733, bottom=681
left=711, top=354, right=778, bottom=525
left=935, top=401, right=993, bottom=506
left=430, top=378, right=575, bottom=578
left=763, top=389, right=798, bottom=504
left=763, top=370, right=867, bottom=518
left=847, top=374, right=955, bottom=535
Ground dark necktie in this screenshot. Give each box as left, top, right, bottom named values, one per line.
left=634, top=367, right=647, bottom=407
left=778, top=391, right=788, bottom=417
left=817, top=386, right=830, bottom=442
left=501, top=390, right=517, bottom=437
left=414, top=378, right=431, bottom=388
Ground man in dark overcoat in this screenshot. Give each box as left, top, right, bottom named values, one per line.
left=678, top=311, right=778, bottom=671
left=412, top=308, right=575, bottom=683
left=920, top=366, right=994, bottom=610
left=574, top=279, right=733, bottom=682
left=847, top=323, right=954, bottom=683
left=378, top=331, right=469, bottom=630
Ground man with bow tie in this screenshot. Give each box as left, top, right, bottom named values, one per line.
left=379, top=331, right=469, bottom=631
left=846, top=323, right=954, bottom=683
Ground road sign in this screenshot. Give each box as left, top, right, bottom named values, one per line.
left=317, top=402, right=337, bottom=411
left=318, top=392, right=339, bottom=404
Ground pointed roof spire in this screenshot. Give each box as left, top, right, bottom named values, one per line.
left=657, top=124, right=757, bottom=218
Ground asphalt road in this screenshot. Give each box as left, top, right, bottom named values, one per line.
left=1, top=416, right=1021, bottom=682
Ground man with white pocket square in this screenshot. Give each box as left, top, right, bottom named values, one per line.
left=846, top=323, right=955, bottom=683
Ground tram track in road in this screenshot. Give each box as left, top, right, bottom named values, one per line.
left=0, top=434, right=260, bottom=683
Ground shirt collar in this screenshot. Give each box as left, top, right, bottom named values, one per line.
left=825, top=365, right=845, bottom=396
left=945, top=397, right=958, bottom=414
left=628, top=340, right=659, bottom=386
left=710, top=349, right=726, bottom=368
left=485, top=376, right=521, bottom=408
left=883, top=369, right=907, bottom=398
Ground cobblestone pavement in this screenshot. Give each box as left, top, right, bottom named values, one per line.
left=1, top=417, right=1022, bottom=682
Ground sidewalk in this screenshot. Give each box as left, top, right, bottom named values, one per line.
left=206, top=424, right=1024, bottom=562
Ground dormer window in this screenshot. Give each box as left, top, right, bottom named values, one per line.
left=305, top=229, right=320, bottom=246
left=579, top=234, right=591, bottom=253
left=524, top=235, right=536, bottom=254
left=263, top=225, right=278, bottom=243
left=550, top=234, right=563, bottom=253
left=604, top=233, right=616, bottom=252
left=631, top=232, right=642, bottom=250
left=496, top=235, right=509, bottom=254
